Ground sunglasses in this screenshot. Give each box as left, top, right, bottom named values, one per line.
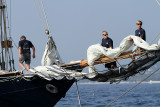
left=136, top=23, right=142, bottom=25
left=102, top=34, right=108, bottom=36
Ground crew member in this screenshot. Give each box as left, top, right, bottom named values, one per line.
left=18, top=35, right=35, bottom=70
left=132, top=20, right=146, bottom=60
left=135, top=20, right=146, bottom=41
left=101, top=30, right=117, bottom=70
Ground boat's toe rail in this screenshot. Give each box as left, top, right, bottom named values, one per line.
left=0, top=71, right=21, bottom=76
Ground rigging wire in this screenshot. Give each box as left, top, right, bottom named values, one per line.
left=36, top=0, right=48, bottom=30
left=75, top=81, right=82, bottom=107
left=149, top=32, right=160, bottom=45
left=33, top=0, right=63, bottom=63
left=1, top=0, right=9, bottom=70
left=115, top=60, right=122, bottom=68
left=9, top=0, right=11, bottom=37
left=33, top=0, right=50, bottom=33
left=3, top=0, right=15, bottom=71
left=40, top=0, right=50, bottom=31
left=156, top=0, right=160, bottom=6
left=33, top=0, right=46, bottom=31
left=106, top=67, right=160, bottom=107
left=0, top=1, right=4, bottom=70
left=150, top=0, right=160, bottom=45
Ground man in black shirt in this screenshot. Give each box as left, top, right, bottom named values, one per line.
left=101, top=30, right=117, bottom=70
left=18, top=35, right=35, bottom=70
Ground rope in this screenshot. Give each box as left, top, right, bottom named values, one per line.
left=1, top=1, right=9, bottom=70
left=33, top=0, right=66, bottom=65
left=33, top=0, right=46, bottom=31
left=0, top=73, right=23, bottom=82
left=37, top=0, right=48, bottom=30
left=10, top=0, right=11, bottom=37
left=106, top=67, right=160, bottom=107
left=156, top=0, right=160, bottom=6
left=40, top=0, right=50, bottom=31
left=75, top=81, right=82, bottom=107
left=115, top=60, right=122, bottom=68
left=0, top=0, right=16, bottom=71
left=33, top=0, right=50, bottom=33
left=149, top=32, right=160, bottom=45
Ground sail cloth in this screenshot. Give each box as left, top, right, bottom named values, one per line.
left=23, top=65, right=97, bottom=80
left=41, top=36, right=62, bottom=66
left=87, top=35, right=160, bottom=73
left=23, top=49, right=160, bottom=82
left=23, top=35, right=160, bottom=82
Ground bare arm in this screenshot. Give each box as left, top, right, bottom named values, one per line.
left=129, top=36, right=133, bottom=41
left=19, top=47, right=22, bottom=58
left=109, top=46, right=113, bottom=49
left=32, top=46, right=35, bottom=58
left=140, top=36, right=143, bottom=39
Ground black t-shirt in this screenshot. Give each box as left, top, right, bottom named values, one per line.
left=101, top=37, right=113, bottom=48
left=135, top=28, right=146, bottom=41
left=19, top=40, right=34, bottom=54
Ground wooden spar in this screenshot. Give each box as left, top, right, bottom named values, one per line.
left=61, top=50, right=142, bottom=69
left=80, top=51, right=133, bottom=68
left=0, top=71, right=20, bottom=76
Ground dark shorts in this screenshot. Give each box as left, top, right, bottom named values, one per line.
left=19, top=53, right=31, bottom=64
left=105, top=61, right=117, bottom=69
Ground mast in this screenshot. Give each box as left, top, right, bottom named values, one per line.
left=0, top=0, right=15, bottom=71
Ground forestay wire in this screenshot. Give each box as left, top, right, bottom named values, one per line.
left=33, top=0, right=49, bottom=32
left=106, top=67, right=160, bottom=107
left=150, top=0, right=160, bottom=45
left=33, top=0, right=63, bottom=63
left=150, top=32, right=160, bottom=45
left=156, top=0, right=160, bottom=6
left=75, top=81, right=82, bottom=107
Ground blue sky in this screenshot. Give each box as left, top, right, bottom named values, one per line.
left=5, top=0, right=160, bottom=70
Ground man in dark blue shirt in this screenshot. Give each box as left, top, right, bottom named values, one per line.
left=132, top=20, right=146, bottom=60
left=18, top=35, right=35, bottom=70
left=135, top=20, right=146, bottom=41
left=101, top=30, right=117, bottom=70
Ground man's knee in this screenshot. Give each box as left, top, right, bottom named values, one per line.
left=18, top=61, right=23, bottom=65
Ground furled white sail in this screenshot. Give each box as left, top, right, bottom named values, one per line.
left=24, top=48, right=160, bottom=82
left=41, top=36, right=62, bottom=66
left=87, top=35, right=160, bottom=73
left=23, top=36, right=160, bottom=82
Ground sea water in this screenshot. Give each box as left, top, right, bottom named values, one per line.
left=56, top=83, right=160, bottom=107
